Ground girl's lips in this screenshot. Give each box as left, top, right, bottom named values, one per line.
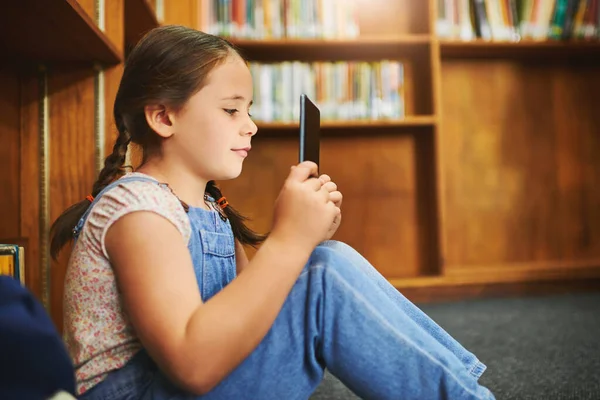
left=232, top=148, right=249, bottom=157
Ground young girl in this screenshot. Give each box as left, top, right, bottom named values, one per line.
left=51, top=25, right=495, bottom=400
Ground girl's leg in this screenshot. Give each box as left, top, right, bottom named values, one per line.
left=141, top=240, right=494, bottom=400
left=319, top=240, right=488, bottom=377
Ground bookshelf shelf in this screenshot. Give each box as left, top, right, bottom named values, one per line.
left=230, top=35, right=432, bottom=47
left=257, top=116, right=436, bottom=131
left=230, top=35, right=432, bottom=61
left=125, top=0, right=161, bottom=47
left=439, top=39, right=600, bottom=59
left=0, top=0, right=122, bottom=65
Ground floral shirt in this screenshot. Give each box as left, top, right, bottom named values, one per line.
left=62, top=173, right=191, bottom=395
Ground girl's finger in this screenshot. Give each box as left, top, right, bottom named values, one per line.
left=319, top=174, right=331, bottom=185
left=322, top=181, right=337, bottom=193
left=329, top=191, right=343, bottom=207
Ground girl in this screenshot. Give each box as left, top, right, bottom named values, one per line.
left=51, top=25, right=494, bottom=400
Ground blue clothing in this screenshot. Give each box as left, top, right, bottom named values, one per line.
left=78, top=176, right=495, bottom=399
left=0, top=276, right=76, bottom=399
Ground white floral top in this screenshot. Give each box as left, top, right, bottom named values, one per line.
left=62, top=173, right=191, bottom=395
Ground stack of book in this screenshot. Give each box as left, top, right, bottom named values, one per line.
left=437, top=0, right=600, bottom=41
left=249, top=60, right=405, bottom=123
left=198, top=0, right=360, bottom=39
left=0, top=244, right=25, bottom=285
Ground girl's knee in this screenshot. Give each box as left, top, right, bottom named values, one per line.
left=302, top=243, right=340, bottom=275
left=319, top=241, right=367, bottom=267
left=301, top=241, right=365, bottom=280
left=318, top=240, right=354, bottom=256
left=307, top=241, right=356, bottom=274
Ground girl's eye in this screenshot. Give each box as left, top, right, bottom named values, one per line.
left=224, top=109, right=238, bottom=115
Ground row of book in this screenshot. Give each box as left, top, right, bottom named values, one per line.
left=248, top=61, right=405, bottom=123
left=198, top=0, right=360, bottom=39
left=0, top=244, right=25, bottom=285
left=437, top=0, right=600, bottom=41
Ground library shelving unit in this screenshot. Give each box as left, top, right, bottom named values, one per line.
left=209, top=0, right=446, bottom=292
left=207, top=0, right=600, bottom=301
left=0, top=0, right=161, bottom=328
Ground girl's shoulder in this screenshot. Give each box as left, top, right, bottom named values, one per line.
left=83, top=172, right=192, bottom=258
left=101, top=172, right=185, bottom=214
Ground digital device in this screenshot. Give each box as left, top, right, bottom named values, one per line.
left=298, top=94, right=321, bottom=173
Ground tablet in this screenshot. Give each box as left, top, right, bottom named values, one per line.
left=299, top=94, right=321, bottom=172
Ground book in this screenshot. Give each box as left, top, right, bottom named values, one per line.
left=0, top=244, right=25, bottom=285
left=438, top=0, right=600, bottom=40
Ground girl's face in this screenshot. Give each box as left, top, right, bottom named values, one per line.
left=167, top=55, right=257, bottom=181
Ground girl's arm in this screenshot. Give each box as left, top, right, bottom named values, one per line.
left=235, top=239, right=249, bottom=274
left=106, top=213, right=312, bottom=394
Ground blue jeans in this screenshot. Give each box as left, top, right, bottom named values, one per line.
left=79, top=180, right=494, bottom=400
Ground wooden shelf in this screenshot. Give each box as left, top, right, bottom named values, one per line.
left=257, top=116, right=436, bottom=131
left=440, top=39, right=600, bottom=59
left=229, top=35, right=432, bottom=61
left=230, top=35, right=432, bottom=47
left=0, top=0, right=122, bottom=65
left=390, top=265, right=600, bottom=304
left=125, top=0, right=160, bottom=47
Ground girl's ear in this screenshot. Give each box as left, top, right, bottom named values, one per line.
left=144, top=104, right=174, bottom=138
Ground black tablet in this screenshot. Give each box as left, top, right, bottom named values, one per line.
left=299, top=94, right=321, bottom=172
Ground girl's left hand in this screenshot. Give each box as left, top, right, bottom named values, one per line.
left=319, top=174, right=343, bottom=240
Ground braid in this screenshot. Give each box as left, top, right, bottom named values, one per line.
left=50, top=114, right=131, bottom=260
left=205, top=181, right=266, bottom=247
left=92, top=115, right=131, bottom=196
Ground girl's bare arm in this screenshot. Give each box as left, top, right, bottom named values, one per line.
left=105, top=212, right=311, bottom=395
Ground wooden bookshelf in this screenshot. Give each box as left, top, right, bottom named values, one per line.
left=0, top=0, right=121, bottom=65
left=257, top=116, right=437, bottom=131
left=205, top=0, right=600, bottom=299
left=2, top=0, right=599, bottom=329
left=125, top=0, right=160, bottom=47
left=440, top=39, right=600, bottom=58
left=432, top=1, right=600, bottom=298
left=231, top=35, right=432, bottom=62
left=230, top=34, right=432, bottom=47
left=212, top=1, right=440, bottom=282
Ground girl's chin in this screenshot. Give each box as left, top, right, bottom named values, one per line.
left=216, top=166, right=244, bottom=181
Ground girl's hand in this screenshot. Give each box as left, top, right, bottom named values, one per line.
left=319, top=174, right=343, bottom=240
left=271, top=162, right=341, bottom=252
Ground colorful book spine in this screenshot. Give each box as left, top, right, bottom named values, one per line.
left=0, top=244, right=25, bottom=285
left=436, top=0, right=600, bottom=40
left=249, top=61, right=405, bottom=123
left=199, top=0, right=359, bottom=39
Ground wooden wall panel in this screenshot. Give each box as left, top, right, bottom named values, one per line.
left=77, top=0, right=96, bottom=22
left=0, top=68, right=21, bottom=240
left=48, top=68, right=97, bottom=329
left=440, top=60, right=600, bottom=269
left=104, top=0, right=125, bottom=157
left=104, top=69, right=125, bottom=162
left=105, top=0, right=125, bottom=55
left=163, top=0, right=197, bottom=28
left=20, top=71, right=42, bottom=300
left=219, top=130, right=434, bottom=279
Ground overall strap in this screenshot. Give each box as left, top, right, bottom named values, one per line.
left=72, top=175, right=160, bottom=240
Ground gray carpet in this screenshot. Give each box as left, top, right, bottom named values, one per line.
left=310, top=292, right=600, bottom=400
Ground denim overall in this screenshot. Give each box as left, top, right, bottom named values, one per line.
left=78, top=175, right=495, bottom=400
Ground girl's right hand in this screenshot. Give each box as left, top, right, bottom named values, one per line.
left=271, top=161, right=341, bottom=252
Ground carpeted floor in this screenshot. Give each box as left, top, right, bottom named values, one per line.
left=310, top=291, right=600, bottom=400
